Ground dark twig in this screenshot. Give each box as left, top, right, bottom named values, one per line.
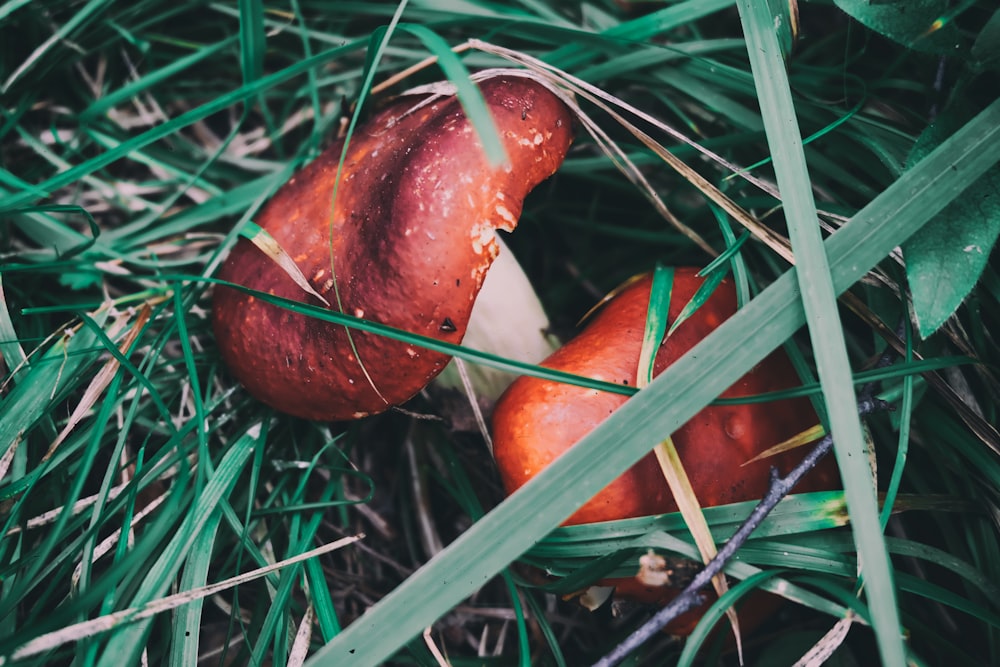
left=592, top=324, right=904, bottom=667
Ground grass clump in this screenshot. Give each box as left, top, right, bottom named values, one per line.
left=2, top=1, right=1000, bottom=665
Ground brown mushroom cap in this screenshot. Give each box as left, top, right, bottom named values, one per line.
left=491, top=268, right=839, bottom=526
left=212, top=74, right=574, bottom=421
left=491, top=269, right=840, bottom=635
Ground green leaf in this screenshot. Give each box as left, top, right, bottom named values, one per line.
left=971, top=9, right=1000, bottom=68
left=832, top=0, right=966, bottom=54
left=903, top=109, right=1000, bottom=338
left=637, top=265, right=673, bottom=388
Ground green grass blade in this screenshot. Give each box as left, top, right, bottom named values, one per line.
left=637, top=265, right=673, bottom=387
left=168, top=513, right=223, bottom=667
left=736, top=4, right=905, bottom=664
left=881, top=315, right=915, bottom=528
left=238, top=0, right=265, bottom=87
left=0, top=40, right=366, bottom=214
left=0, top=278, right=28, bottom=387
left=80, top=37, right=239, bottom=120
left=95, top=422, right=262, bottom=666
left=397, top=23, right=507, bottom=166
left=0, top=317, right=106, bottom=467
left=546, top=0, right=735, bottom=70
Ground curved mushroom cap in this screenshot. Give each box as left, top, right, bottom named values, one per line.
left=213, top=74, right=574, bottom=421
left=492, top=269, right=839, bottom=526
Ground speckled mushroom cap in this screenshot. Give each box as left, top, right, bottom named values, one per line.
left=491, top=269, right=840, bottom=526
left=212, top=73, right=574, bottom=421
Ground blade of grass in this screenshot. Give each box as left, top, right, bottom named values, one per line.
left=528, top=491, right=850, bottom=558
left=1, top=0, right=109, bottom=93
left=0, top=0, right=31, bottom=23
left=0, top=40, right=367, bottom=214
left=679, top=569, right=788, bottom=666
left=238, top=0, right=266, bottom=87
left=651, top=439, right=742, bottom=654
left=545, top=0, right=736, bottom=70
left=186, top=275, right=639, bottom=398
left=168, top=513, right=222, bottom=667
left=0, top=314, right=108, bottom=476
left=0, top=278, right=29, bottom=387
left=636, top=265, right=672, bottom=386
left=80, top=37, right=239, bottom=120
left=42, top=306, right=150, bottom=462
left=555, top=529, right=852, bottom=621
left=637, top=265, right=740, bottom=652
left=94, top=421, right=263, bottom=666
left=736, top=3, right=904, bottom=665
left=398, top=24, right=506, bottom=166
left=880, top=312, right=915, bottom=529
left=306, top=88, right=1000, bottom=667
left=304, top=558, right=341, bottom=641
left=5, top=536, right=362, bottom=664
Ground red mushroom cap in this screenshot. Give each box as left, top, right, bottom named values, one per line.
left=213, top=74, right=574, bottom=420
left=491, top=268, right=840, bottom=635
left=492, top=268, right=839, bottom=524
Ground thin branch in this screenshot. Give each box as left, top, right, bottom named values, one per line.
left=593, top=396, right=890, bottom=667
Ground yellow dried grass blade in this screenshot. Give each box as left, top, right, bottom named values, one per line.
left=652, top=438, right=743, bottom=660
left=575, top=272, right=649, bottom=327
left=5, top=535, right=363, bottom=663
left=241, top=221, right=330, bottom=306
left=741, top=423, right=826, bottom=467
left=43, top=304, right=151, bottom=462
left=637, top=266, right=741, bottom=656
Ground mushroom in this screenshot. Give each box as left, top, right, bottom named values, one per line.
left=491, top=268, right=840, bottom=633
left=212, top=73, right=574, bottom=421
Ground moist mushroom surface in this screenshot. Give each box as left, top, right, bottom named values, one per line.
left=213, top=74, right=574, bottom=421
left=492, top=269, right=839, bottom=525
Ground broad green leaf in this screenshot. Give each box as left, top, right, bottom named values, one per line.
left=833, top=0, right=966, bottom=54
left=903, top=109, right=1000, bottom=338
left=971, top=9, right=1000, bottom=67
